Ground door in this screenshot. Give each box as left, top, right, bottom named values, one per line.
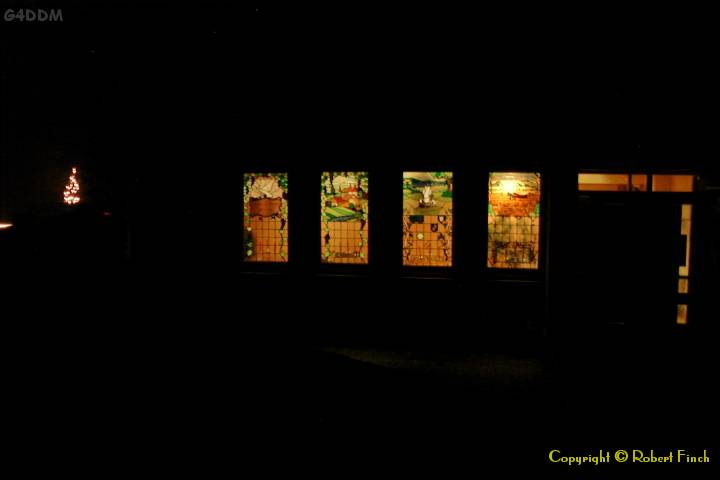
left=573, top=195, right=681, bottom=330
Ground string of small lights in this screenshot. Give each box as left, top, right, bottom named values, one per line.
left=63, top=167, right=81, bottom=205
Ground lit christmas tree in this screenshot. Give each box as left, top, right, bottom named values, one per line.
left=63, top=167, right=81, bottom=205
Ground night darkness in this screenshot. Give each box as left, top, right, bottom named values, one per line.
left=2, top=2, right=720, bottom=476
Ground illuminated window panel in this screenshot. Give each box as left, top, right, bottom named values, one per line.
left=652, top=175, right=694, bottom=192
left=680, top=204, right=692, bottom=277
left=678, top=278, right=689, bottom=294
left=677, top=304, right=688, bottom=325
left=243, top=173, right=289, bottom=262
left=630, top=174, right=648, bottom=192
left=488, top=172, right=541, bottom=269
left=402, top=172, right=453, bottom=267
left=578, top=173, right=629, bottom=191
left=321, top=172, right=369, bottom=264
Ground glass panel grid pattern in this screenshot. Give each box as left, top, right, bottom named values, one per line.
left=243, top=173, right=288, bottom=262
left=321, top=172, right=369, bottom=264
left=488, top=172, right=541, bottom=269
left=402, top=172, right=453, bottom=267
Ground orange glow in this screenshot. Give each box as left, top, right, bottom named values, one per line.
left=630, top=174, right=648, bottom=191
left=0, top=223, right=13, bottom=230
left=677, top=304, right=688, bottom=325
left=652, top=175, right=694, bottom=192
left=63, top=167, right=81, bottom=205
left=500, top=179, right=520, bottom=194
left=578, top=173, right=629, bottom=191
left=680, top=204, right=692, bottom=277
left=488, top=172, right=541, bottom=270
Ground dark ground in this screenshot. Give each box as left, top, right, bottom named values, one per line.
left=3, top=269, right=718, bottom=476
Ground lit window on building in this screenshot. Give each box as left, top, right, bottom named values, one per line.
left=321, top=172, right=368, bottom=264
left=677, top=204, right=692, bottom=323
left=679, top=204, right=692, bottom=278
left=578, top=173, right=629, bottom=191
left=630, top=174, right=648, bottom=192
left=402, top=172, right=453, bottom=267
left=677, top=304, right=688, bottom=325
left=488, top=172, right=541, bottom=269
left=243, top=173, right=288, bottom=262
left=652, top=175, right=694, bottom=193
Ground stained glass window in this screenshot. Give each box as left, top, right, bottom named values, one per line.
left=488, top=172, right=541, bottom=269
left=243, top=173, right=288, bottom=262
left=321, top=172, right=369, bottom=264
left=402, top=172, right=453, bottom=267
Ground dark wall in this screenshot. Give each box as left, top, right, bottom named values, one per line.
left=2, top=2, right=719, bottom=346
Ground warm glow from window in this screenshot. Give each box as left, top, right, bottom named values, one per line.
left=677, top=304, right=688, bottom=325
left=321, top=172, right=369, bottom=264
left=500, top=179, right=520, bottom=194
left=488, top=172, right=541, bottom=269
left=680, top=204, right=692, bottom=277
left=678, top=278, right=689, bottom=294
left=630, top=174, right=648, bottom=192
left=652, top=175, right=694, bottom=192
left=578, top=173, right=629, bottom=191
left=403, top=172, right=453, bottom=267
left=243, top=173, right=289, bottom=263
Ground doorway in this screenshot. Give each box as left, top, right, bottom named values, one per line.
left=572, top=195, right=682, bottom=329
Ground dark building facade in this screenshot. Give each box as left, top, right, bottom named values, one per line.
left=2, top=3, right=719, bottom=345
